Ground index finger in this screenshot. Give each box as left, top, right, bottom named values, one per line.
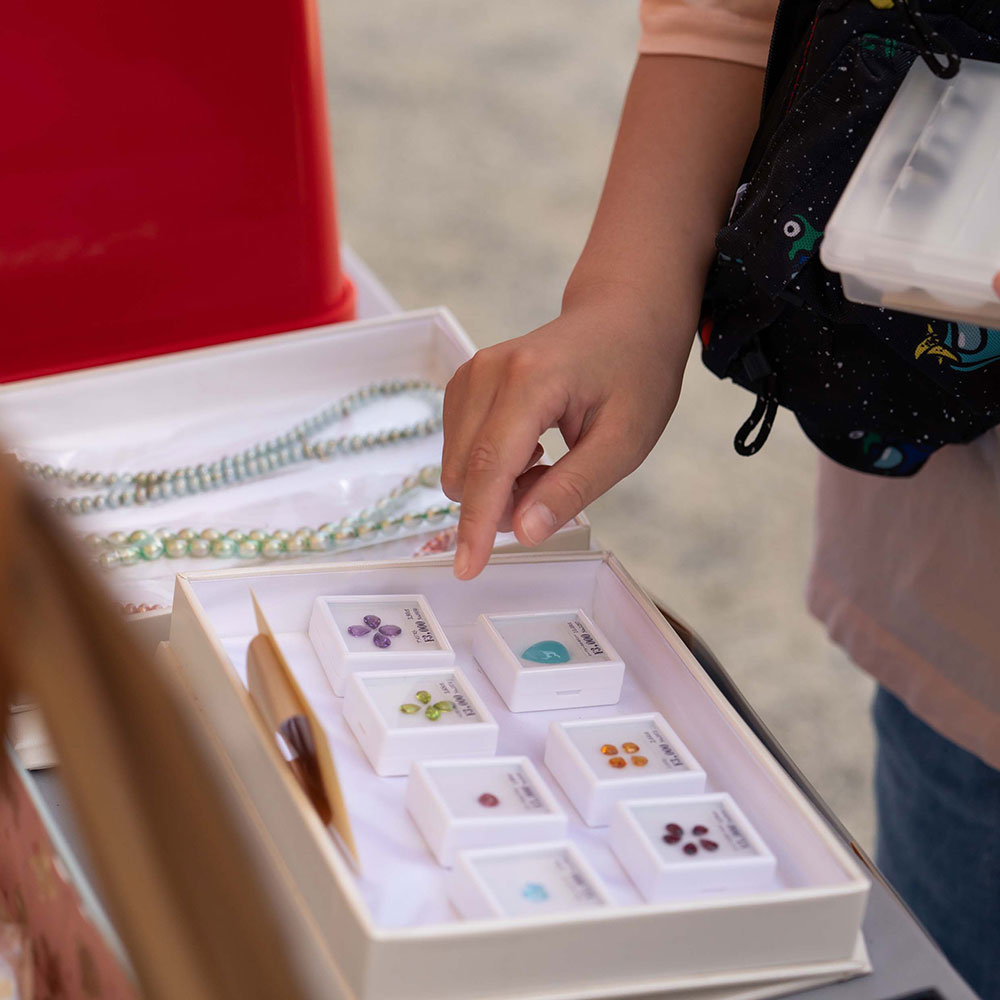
left=453, top=394, right=554, bottom=580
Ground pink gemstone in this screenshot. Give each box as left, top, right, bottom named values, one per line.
left=347, top=625, right=371, bottom=637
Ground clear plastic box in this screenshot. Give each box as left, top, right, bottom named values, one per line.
left=821, top=57, right=1000, bottom=327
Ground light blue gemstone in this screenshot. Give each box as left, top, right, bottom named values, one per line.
left=521, top=641, right=571, bottom=665
left=521, top=882, right=549, bottom=903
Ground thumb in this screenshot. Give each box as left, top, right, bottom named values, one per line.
left=512, top=421, right=638, bottom=547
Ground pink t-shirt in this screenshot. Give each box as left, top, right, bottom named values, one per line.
left=639, top=0, right=1000, bottom=768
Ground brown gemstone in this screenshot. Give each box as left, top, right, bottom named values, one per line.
left=478, top=793, right=500, bottom=808
left=600, top=744, right=618, bottom=755
left=662, top=833, right=681, bottom=845
left=630, top=755, right=648, bottom=767
left=622, top=741, right=639, bottom=754
left=608, top=757, right=627, bottom=769
left=700, top=838, right=719, bottom=851
left=683, top=843, right=698, bottom=856
left=665, top=823, right=682, bottom=836
left=692, top=824, right=708, bottom=836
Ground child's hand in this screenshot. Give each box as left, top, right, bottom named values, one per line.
left=441, top=284, right=689, bottom=579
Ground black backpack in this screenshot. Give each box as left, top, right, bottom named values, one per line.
left=701, top=0, right=1000, bottom=475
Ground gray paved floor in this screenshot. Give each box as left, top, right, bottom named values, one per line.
left=320, top=0, right=876, bottom=850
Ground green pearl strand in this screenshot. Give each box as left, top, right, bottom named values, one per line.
left=22, top=379, right=443, bottom=515
left=84, top=464, right=460, bottom=570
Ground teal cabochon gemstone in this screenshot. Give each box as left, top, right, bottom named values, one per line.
left=520, top=640, right=571, bottom=664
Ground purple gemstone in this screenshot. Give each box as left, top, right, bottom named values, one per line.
left=378, top=624, right=402, bottom=636
left=363, top=614, right=381, bottom=629
left=347, top=625, right=371, bottom=637
left=373, top=633, right=392, bottom=649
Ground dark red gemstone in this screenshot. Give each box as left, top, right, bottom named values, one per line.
left=692, top=824, right=708, bottom=836
left=478, top=793, right=500, bottom=808
left=700, top=839, right=719, bottom=851
left=683, top=842, right=698, bottom=855
left=665, top=823, right=682, bottom=836
left=662, top=833, right=681, bottom=845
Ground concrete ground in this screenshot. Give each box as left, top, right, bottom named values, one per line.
left=319, top=0, right=876, bottom=850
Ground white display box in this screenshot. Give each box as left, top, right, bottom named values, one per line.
left=406, top=757, right=567, bottom=866
left=343, top=668, right=498, bottom=776
left=448, top=843, right=611, bottom=920
left=473, top=608, right=624, bottom=712
left=162, top=551, right=870, bottom=1000
left=0, top=306, right=590, bottom=615
left=611, top=794, right=777, bottom=901
left=545, top=712, right=707, bottom=826
left=309, top=593, right=455, bottom=695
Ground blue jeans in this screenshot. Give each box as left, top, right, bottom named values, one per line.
left=874, top=687, right=1000, bottom=1000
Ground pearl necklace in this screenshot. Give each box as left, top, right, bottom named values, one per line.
left=20, top=379, right=443, bottom=515
left=86, top=464, right=460, bottom=570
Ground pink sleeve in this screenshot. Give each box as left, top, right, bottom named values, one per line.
left=639, top=0, right=780, bottom=68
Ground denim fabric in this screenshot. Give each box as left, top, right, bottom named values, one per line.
left=874, top=687, right=1000, bottom=999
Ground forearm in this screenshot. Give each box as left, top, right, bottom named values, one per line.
left=565, top=54, right=765, bottom=362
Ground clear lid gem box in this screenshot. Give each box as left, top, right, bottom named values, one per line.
left=343, top=667, right=498, bottom=776
left=472, top=608, right=625, bottom=712
left=610, top=793, right=777, bottom=900
left=406, top=757, right=568, bottom=865
left=308, top=594, right=454, bottom=695
left=448, top=843, right=612, bottom=920
left=544, top=712, right=706, bottom=826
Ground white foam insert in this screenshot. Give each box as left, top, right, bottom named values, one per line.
left=178, top=553, right=864, bottom=931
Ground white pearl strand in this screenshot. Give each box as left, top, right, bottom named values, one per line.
left=19, top=379, right=443, bottom=516
left=85, top=464, right=460, bottom=570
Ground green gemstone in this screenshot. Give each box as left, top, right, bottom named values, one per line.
left=415, top=690, right=431, bottom=704
left=399, top=704, right=420, bottom=714
left=425, top=706, right=441, bottom=721
left=433, top=701, right=455, bottom=712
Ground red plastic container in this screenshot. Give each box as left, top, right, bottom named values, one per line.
left=0, top=0, right=355, bottom=383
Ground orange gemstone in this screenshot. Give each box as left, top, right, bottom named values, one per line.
left=622, top=741, right=639, bottom=754
left=630, top=755, right=648, bottom=767
left=608, top=756, right=627, bottom=768
left=600, top=744, right=618, bottom=755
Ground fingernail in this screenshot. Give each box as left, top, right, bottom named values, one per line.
left=454, top=541, right=471, bottom=579
left=520, top=501, right=558, bottom=545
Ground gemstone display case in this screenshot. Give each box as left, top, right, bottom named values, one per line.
left=406, top=757, right=567, bottom=865
left=309, top=594, right=454, bottom=695
left=162, top=551, right=871, bottom=1000
left=472, top=608, right=625, bottom=712
left=610, top=794, right=777, bottom=900
left=544, top=712, right=706, bottom=826
left=343, top=668, right=498, bottom=776
left=448, top=843, right=611, bottom=920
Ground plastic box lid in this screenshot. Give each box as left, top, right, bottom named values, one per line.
left=821, top=57, right=1000, bottom=328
